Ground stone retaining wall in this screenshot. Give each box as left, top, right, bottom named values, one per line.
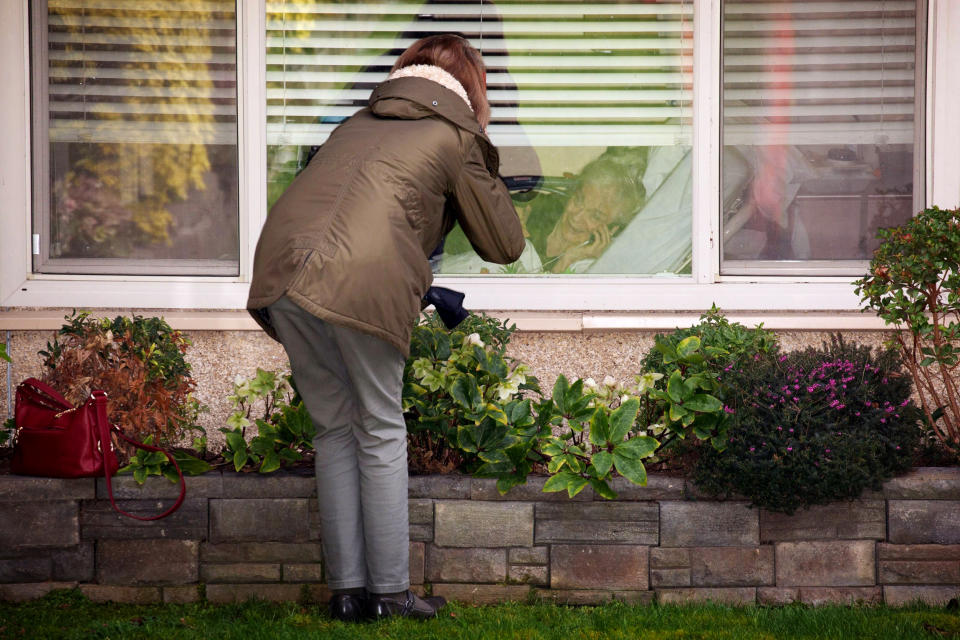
left=1, top=468, right=959, bottom=606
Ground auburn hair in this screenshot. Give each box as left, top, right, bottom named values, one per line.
left=391, top=34, right=490, bottom=129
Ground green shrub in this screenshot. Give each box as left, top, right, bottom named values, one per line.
left=692, top=336, right=920, bottom=513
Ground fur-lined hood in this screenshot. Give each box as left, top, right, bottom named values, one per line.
left=387, top=64, right=473, bottom=112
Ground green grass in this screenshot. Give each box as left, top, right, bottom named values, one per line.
left=1, top=589, right=959, bottom=640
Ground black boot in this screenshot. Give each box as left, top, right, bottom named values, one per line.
left=328, top=591, right=367, bottom=622
left=367, top=590, right=447, bottom=620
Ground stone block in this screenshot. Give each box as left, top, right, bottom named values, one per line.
left=878, top=543, right=960, bottom=561
left=758, top=587, right=799, bottom=605
left=201, top=563, right=280, bottom=583
left=509, top=565, right=548, bottom=586
left=408, top=499, right=433, bottom=524
left=410, top=524, right=433, bottom=543
left=201, top=542, right=323, bottom=563
left=650, top=569, right=691, bottom=588
left=410, top=542, right=425, bottom=585
left=536, top=589, right=654, bottom=605
left=603, top=475, right=684, bottom=501
left=656, top=587, right=756, bottom=605
left=884, top=585, right=960, bottom=607
left=660, top=502, right=758, bottom=547
left=879, top=560, right=960, bottom=585
left=283, top=563, right=324, bottom=583
left=97, top=539, right=198, bottom=586
left=0, top=502, right=78, bottom=548
left=221, top=471, right=314, bottom=498
left=550, top=545, right=648, bottom=590
left=97, top=474, right=222, bottom=499
left=509, top=546, right=548, bottom=565
left=80, top=585, right=163, bottom=603
left=775, top=540, right=875, bottom=587
left=434, top=501, right=533, bottom=548
left=535, top=502, right=658, bottom=545
left=798, top=586, right=882, bottom=606
left=425, top=546, right=506, bottom=583
left=51, top=543, right=95, bottom=582
left=209, top=499, right=310, bottom=542
left=0, top=582, right=78, bottom=602
left=760, top=501, right=885, bottom=542
left=690, top=547, right=774, bottom=587
left=164, top=585, right=201, bottom=604
left=81, top=498, right=206, bottom=540
left=650, top=547, right=690, bottom=569
left=408, top=475, right=470, bottom=499
left=205, top=583, right=304, bottom=603
left=0, top=557, right=51, bottom=582
left=888, top=501, right=960, bottom=544
left=471, top=476, right=592, bottom=502
left=432, top=583, right=531, bottom=604
left=0, top=476, right=94, bottom=501
left=884, top=468, right=960, bottom=499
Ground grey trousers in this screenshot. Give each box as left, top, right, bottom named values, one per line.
left=267, top=296, right=410, bottom=593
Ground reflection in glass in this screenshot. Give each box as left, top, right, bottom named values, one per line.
left=37, top=0, right=239, bottom=273
left=266, top=0, right=693, bottom=276
left=721, top=0, right=917, bottom=269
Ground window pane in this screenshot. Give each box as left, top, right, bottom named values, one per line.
left=721, top=0, right=919, bottom=273
left=266, top=0, right=693, bottom=276
left=33, top=0, right=240, bottom=275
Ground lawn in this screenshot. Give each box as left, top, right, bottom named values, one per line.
left=1, top=590, right=959, bottom=639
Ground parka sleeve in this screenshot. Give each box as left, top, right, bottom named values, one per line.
left=449, top=138, right=525, bottom=264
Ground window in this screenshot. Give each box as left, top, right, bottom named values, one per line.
left=266, top=0, right=694, bottom=276
left=31, top=0, right=240, bottom=275
left=721, top=0, right=923, bottom=276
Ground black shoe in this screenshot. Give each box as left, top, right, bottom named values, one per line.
left=367, top=590, right=447, bottom=620
left=328, top=592, right=367, bottom=622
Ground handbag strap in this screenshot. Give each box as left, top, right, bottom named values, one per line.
left=92, top=390, right=186, bottom=521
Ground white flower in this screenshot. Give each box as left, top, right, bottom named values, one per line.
left=635, top=372, right=664, bottom=394
left=602, top=375, right=618, bottom=389
left=465, top=333, right=485, bottom=348
left=583, top=377, right=598, bottom=390
left=234, top=374, right=246, bottom=386
left=620, top=395, right=630, bottom=405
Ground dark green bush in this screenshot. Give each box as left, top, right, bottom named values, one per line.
left=692, top=336, right=920, bottom=513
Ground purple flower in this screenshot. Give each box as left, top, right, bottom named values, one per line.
left=749, top=447, right=755, bottom=452
left=787, top=447, right=793, bottom=452
left=825, top=449, right=831, bottom=453
left=723, top=405, right=735, bottom=414
left=788, top=428, right=794, bottom=433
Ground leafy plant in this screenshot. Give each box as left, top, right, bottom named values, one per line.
left=0, top=342, right=10, bottom=363
left=220, top=368, right=316, bottom=472
left=38, top=311, right=203, bottom=461
left=117, top=435, right=212, bottom=484
left=855, top=206, right=960, bottom=456
left=693, top=336, right=920, bottom=513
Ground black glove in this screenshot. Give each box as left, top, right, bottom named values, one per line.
left=423, top=286, right=469, bottom=329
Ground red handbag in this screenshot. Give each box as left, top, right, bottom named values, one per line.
left=11, top=378, right=185, bottom=521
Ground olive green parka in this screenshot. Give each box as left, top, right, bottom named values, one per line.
left=247, top=74, right=525, bottom=357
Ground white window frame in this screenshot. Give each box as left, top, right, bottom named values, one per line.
left=2, top=0, right=958, bottom=319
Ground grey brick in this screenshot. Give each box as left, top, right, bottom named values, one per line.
left=889, top=500, right=960, bottom=544
left=656, top=587, right=756, bottom=605
left=799, top=586, right=882, bottom=606
left=52, top=543, right=95, bottom=582
left=410, top=524, right=433, bottom=542
left=282, top=563, right=324, bottom=583
left=758, top=587, right=799, bottom=605
left=408, top=475, right=471, bottom=499
left=81, top=498, right=206, bottom=540
left=97, top=539, right=198, bottom=586
left=509, top=565, right=548, bottom=586
left=0, top=582, right=78, bottom=602
left=435, top=501, right=533, bottom=548
left=0, top=501, right=78, bottom=548
left=689, top=547, right=774, bottom=587
left=0, top=477, right=94, bottom=501
left=650, top=548, right=690, bottom=569
left=536, top=589, right=654, bottom=605
left=602, top=475, right=684, bottom=501
left=410, top=542, right=425, bottom=585
left=471, top=476, right=592, bottom=501
left=509, top=546, right=548, bottom=565
left=884, top=585, right=960, bottom=606
left=201, top=542, right=323, bottom=563
left=536, top=502, right=658, bottom=521
left=878, top=543, right=960, bottom=560
left=80, top=585, right=162, bottom=603
left=97, top=474, right=222, bottom=499
left=660, top=502, right=758, bottom=547
left=884, top=468, right=960, bottom=499
left=210, top=499, right=310, bottom=542
left=0, top=556, right=52, bottom=582
left=425, top=546, right=506, bottom=583
left=775, top=541, right=876, bottom=587
left=221, top=471, right=315, bottom=498
left=163, top=585, right=201, bottom=604
left=408, top=499, right=433, bottom=524
left=535, top=502, right=658, bottom=544
left=432, top=583, right=530, bottom=604
left=551, top=545, right=648, bottom=590
left=651, top=568, right=691, bottom=588
left=205, top=583, right=307, bottom=603
left=760, top=501, right=885, bottom=542
left=201, top=563, right=280, bottom=583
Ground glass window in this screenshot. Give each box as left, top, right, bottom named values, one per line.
left=266, top=0, right=693, bottom=276
left=31, top=0, right=240, bottom=275
left=721, top=0, right=922, bottom=275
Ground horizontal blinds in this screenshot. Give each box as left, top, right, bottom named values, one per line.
left=266, top=1, right=694, bottom=148
left=723, top=0, right=917, bottom=146
left=44, top=0, right=238, bottom=145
